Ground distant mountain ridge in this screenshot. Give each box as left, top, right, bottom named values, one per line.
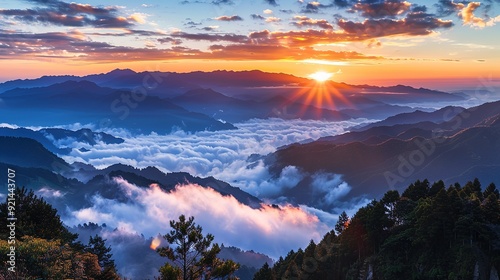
left=0, top=136, right=70, bottom=171
left=0, top=69, right=466, bottom=126
left=0, top=69, right=462, bottom=97
left=267, top=100, right=500, bottom=202
left=171, top=88, right=351, bottom=122
left=0, top=68, right=463, bottom=102
left=354, top=105, right=466, bottom=131
left=0, top=127, right=124, bottom=155
left=0, top=80, right=235, bottom=134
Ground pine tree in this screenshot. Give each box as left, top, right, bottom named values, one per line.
left=253, top=262, right=273, bottom=280
left=0, top=187, right=77, bottom=243
left=483, top=183, right=499, bottom=200
left=85, top=235, right=119, bottom=279
left=381, top=190, right=400, bottom=222
left=335, top=211, right=350, bottom=235
left=156, top=215, right=239, bottom=280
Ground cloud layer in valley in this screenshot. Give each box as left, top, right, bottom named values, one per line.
left=35, top=118, right=374, bottom=278
left=64, top=178, right=330, bottom=259
left=61, top=118, right=371, bottom=198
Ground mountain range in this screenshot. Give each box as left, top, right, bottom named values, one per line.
left=2, top=100, right=499, bottom=213
left=0, top=127, right=123, bottom=155
left=0, top=69, right=466, bottom=132
left=1, top=69, right=497, bottom=279
left=0, top=138, right=262, bottom=211
left=267, top=100, right=500, bottom=201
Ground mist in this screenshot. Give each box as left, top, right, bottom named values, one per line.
left=64, top=178, right=330, bottom=259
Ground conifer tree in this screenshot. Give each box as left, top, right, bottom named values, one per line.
left=156, top=215, right=239, bottom=280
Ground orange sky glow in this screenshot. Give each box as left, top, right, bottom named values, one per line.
left=0, top=0, right=499, bottom=90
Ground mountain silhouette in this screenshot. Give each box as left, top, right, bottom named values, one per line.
left=0, top=80, right=235, bottom=133
left=267, top=101, right=500, bottom=203
left=0, top=136, right=70, bottom=171
left=171, top=88, right=351, bottom=122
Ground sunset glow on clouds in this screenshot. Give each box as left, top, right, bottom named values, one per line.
left=0, top=0, right=498, bottom=85
left=66, top=177, right=330, bottom=258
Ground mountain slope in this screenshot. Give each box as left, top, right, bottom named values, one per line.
left=319, top=100, right=500, bottom=145
left=0, top=135, right=262, bottom=210
left=0, top=136, right=70, bottom=171
left=171, top=88, right=351, bottom=122
left=268, top=102, right=500, bottom=199
left=356, top=105, right=466, bottom=131
left=0, top=127, right=124, bottom=155
left=72, top=163, right=263, bottom=209
left=0, top=80, right=235, bottom=133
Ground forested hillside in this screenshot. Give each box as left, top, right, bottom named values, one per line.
left=2, top=179, right=499, bottom=279
left=0, top=187, right=119, bottom=279
left=254, top=179, right=500, bottom=280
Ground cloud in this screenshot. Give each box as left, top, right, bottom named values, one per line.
left=0, top=123, right=19, bottom=129
left=251, top=14, right=266, bottom=20
left=458, top=2, right=500, bottom=28
left=265, top=16, right=281, bottom=23
left=291, top=16, right=333, bottom=29
left=129, top=13, right=147, bottom=24
left=36, top=187, right=65, bottom=198
left=185, top=20, right=202, bottom=26
left=311, top=173, right=351, bottom=205
left=61, top=118, right=370, bottom=196
left=332, top=0, right=351, bottom=8
left=65, top=178, right=330, bottom=259
left=201, top=25, right=219, bottom=31
left=338, top=12, right=453, bottom=37
left=54, top=118, right=376, bottom=277
left=180, top=0, right=205, bottom=4
left=157, top=37, right=183, bottom=45
left=167, top=31, right=247, bottom=42
left=264, top=9, right=274, bottom=14
left=435, top=0, right=465, bottom=16
left=208, top=41, right=380, bottom=60
left=104, top=232, right=164, bottom=279
left=212, top=0, right=234, bottom=4
left=64, top=174, right=370, bottom=278
left=0, top=1, right=454, bottom=63
left=434, top=0, right=500, bottom=28
left=352, top=1, right=412, bottom=18
left=301, top=1, right=334, bottom=13
left=264, top=0, right=278, bottom=6
left=0, top=26, right=385, bottom=62
left=0, top=0, right=142, bottom=28
left=214, top=15, right=243, bottom=21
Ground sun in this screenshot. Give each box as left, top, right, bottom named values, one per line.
left=308, top=71, right=332, bottom=82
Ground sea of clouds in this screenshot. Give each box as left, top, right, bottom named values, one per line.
left=61, top=118, right=369, bottom=195
left=9, top=118, right=375, bottom=278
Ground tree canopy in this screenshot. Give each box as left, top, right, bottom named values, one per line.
left=254, top=178, right=500, bottom=280
left=156, top=215, right=240, bottom=280
left=0, top=187, right=119, bottom=279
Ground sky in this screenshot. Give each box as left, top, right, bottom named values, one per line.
left=0, top=0, right=499, bottom=89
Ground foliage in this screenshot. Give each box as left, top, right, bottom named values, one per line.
left=335, top=211, right=349, bottom=235
left=0, top=187, right=119, bottom=279
left=0, top=186, right=77, bottom=243
left=0, top=236, right=101, bottom=279
left=156, top=215, right=240, bottom=280
left=86, top=235, right=120, bottom=280
left=254, top=178, right=500, bottom=280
